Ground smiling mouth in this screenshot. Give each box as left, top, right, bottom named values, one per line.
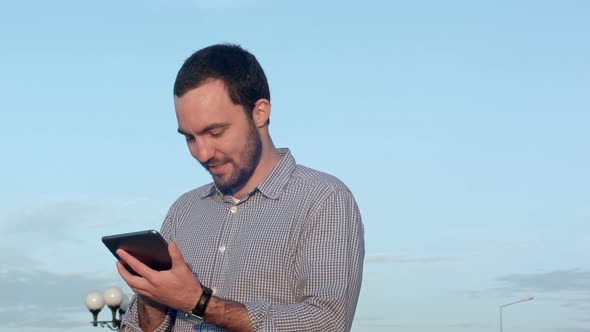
left=207, top=161, right=229, bottom=174
left=209, top=161, right=227, bottom=168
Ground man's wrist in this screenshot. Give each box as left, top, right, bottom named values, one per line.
left=185, top=286, right=213, bottom=324
left=138, top=295, right=167, bottom=311
left=203, top=296, right=223, bottom=323
left=202, top=296, right=252, bottom=331
left=137, top=296, right=168, bottom=331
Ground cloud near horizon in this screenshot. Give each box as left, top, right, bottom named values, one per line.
left=490, top=268, right=590, bottom=326
left=0, top=267, right=125, bottom=328
left=495, top=269, right=590, bottom=294
left=365, top=251, right=476, bottom=264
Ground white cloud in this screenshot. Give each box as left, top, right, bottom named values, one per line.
left=0, top=197, right=165, bottom=237
left=0, top=197, right=168, bottom=274
left=0, top=268, right=127, bottom=328
left=352, top=318, right=491, bottom=330
left=365, top=252, right=467, bottom=264
left=495, top=269, right=590, bottom=294
left=479, top=268, right=590, bottom=325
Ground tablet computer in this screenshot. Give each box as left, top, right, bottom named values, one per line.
left=102, top=230, right=172, bottom=275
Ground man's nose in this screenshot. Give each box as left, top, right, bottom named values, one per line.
left=192, top=139, right=214, bottom=164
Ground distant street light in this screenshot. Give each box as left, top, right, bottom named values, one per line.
left=85, top=287, right=129, bottom=331
left=499, top=296, right=534, bottom=332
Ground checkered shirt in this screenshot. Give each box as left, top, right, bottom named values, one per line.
left=121, top=148, right=365, bottom=331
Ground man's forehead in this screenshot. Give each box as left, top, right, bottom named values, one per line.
left=174, top=86, right=236, bottom=114
left=174, top=81, right=246, bottom=133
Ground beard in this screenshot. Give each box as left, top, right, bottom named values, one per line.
left=203, top=121, right=263, bottom=195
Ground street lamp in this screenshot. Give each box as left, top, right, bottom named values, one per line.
left=499, top=296, right=534, bottom=332
left=85, top=287, right=129, bottom=331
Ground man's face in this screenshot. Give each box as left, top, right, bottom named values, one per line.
left=174, top=79, right=262, bottom=194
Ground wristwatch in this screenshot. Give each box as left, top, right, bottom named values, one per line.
left=185, top=286, right=213, bottom=324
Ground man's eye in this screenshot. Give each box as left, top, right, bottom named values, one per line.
left=210, top=130, right=224, bottom=137
left=185, top=135, right=195, bottom=142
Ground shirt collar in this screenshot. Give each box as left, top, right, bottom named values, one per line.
left=198, top=184, right=218, bottom=199
left=197, top=148, right=295, bottom=200
left=255, top=148, right=295, bottom=200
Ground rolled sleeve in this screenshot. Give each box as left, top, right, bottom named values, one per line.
left=243, top=300, right=273, bottom=332
left=120, top=294, right=177, bottom=332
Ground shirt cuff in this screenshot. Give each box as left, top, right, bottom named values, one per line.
left=243, top=300, right=272, bottom=332
left=121, top=295, right=176, bottom=332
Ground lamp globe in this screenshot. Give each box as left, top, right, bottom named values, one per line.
left=85, top=291, right=105, bottom=311
left=103, top=287, right=124, bottom=308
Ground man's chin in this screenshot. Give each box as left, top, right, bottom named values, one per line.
left=212, top=177, right=232, bottom=193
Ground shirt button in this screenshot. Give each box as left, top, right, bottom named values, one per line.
left=229, top=206, right=237, bottom=213
left=211, top=287, right=218, bottom=295
left=218, top=245, right=226, bottom=253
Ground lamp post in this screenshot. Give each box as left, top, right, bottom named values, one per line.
left=499, top=296, right=534, bottom=332
left=85, top=287, right=129, bottom=331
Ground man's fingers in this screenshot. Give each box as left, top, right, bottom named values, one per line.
left=116, top=260, right=138, bottom=281
left=116, top=261, right=152, bottom=294
left=116, top=248, right=155, bottom=279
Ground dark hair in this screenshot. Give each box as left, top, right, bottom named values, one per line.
left=173, top=44, right=271, bottom=120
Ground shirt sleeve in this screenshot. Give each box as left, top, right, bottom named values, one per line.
left=243, top=189, right=365, bottom=332
left=120, top=295, right=177, bottom=332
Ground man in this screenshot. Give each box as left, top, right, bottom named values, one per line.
left=117, top=44, right=364, bottom=332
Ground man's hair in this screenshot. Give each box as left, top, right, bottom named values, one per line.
left=173, top=44, right=271, bottom=120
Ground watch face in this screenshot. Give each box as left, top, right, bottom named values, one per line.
left=185, top=312, right=203, bottom=324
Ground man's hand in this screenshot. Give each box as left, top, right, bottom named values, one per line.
left=116, top=242, right=202, bottom=313
left=117, top=242, right=252, bottom=332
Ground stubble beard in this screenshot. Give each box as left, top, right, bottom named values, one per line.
left=210, top=121, right=262, bottom=195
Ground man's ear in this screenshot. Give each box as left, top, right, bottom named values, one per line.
left=252, top=99, right=271, bottom=127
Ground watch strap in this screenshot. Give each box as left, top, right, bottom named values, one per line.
left=191, top=286, right=213, bottom=318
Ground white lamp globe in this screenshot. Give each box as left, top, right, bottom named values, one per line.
left=103, top=287, right=124, bottom=308
left=85, top=291, right=105, bottom=311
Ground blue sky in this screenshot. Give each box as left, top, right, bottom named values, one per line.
left=0, top=1, right=589, bottom=331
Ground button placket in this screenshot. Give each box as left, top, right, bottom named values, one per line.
left=214, top=201, right=244, bottom=298
left=219, top=206, right=236, bottom=256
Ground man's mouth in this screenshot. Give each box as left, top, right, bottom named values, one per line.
left=207, top=161, right=229, bottom=175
